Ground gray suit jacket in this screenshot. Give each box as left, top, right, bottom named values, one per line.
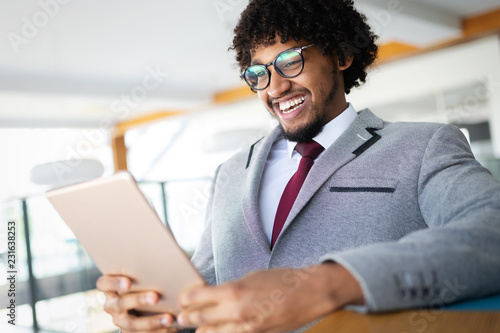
left=191, top=109, right=500, bottom=312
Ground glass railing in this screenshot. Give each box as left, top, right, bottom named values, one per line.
left=0, top=177, right=211, bottom=332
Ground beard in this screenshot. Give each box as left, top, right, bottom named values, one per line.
left=276, top=70, right=339, bottom=142
left=278, top=107, right=326, bottom=142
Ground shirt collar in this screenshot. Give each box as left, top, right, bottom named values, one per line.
left=286, top=103, right=357, bottom=158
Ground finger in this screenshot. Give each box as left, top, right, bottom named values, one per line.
left=96, top=275, right=131, bottom=293
left=103, top=291, right=118, bottom=299
left=179, top=284, right=238, bottom=308
left=178, top=299, right=245, bottom=328
left=102, top=291, right=119, bottom=311
left=114, top=312, right=175, bottom=332
left=104, top=291, right=160, bottom=314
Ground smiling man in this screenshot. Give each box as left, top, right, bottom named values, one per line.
left=97, top=1, right=500, bottom=332
left=249, top=41, right=349, bottom=143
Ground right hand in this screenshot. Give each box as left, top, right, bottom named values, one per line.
left=96, top=275, right=178, bottom=332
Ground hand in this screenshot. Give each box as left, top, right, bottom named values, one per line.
left=176, top=263, right=364, bottom=333
left=96, top=275, right=178, bottom=332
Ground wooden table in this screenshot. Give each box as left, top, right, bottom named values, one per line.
left=307, top=310, right=500, bottom=333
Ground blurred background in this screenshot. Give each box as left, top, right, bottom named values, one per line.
left=1, top=0, right=500, bottom=332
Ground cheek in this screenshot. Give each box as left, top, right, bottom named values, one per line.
left=258, top=91, right=277, bottom=117
left=308, top=70, right=334, bottom=99
left=257, top=91, right=268, bottom=105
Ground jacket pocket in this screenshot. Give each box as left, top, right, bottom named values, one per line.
left=329, top=177, right=399, bottom=193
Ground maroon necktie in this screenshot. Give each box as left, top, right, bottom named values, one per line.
left=271, top=140, right=324, bottom=248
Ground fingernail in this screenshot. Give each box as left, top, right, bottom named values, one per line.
left=160, top=316, right=172, bottom=327
left=145, top=294, right=155, bottom=305
left=119, top=279, right=128, bottom=291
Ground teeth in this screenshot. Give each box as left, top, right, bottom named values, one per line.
left=283, top=104, right=300, bottom=114
left=279, top=97, right=305, bottom=112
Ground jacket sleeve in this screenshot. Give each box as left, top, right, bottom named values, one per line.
left=322, top=124, right=500, bottom=312
left=190, top=166, right=220, bottom=286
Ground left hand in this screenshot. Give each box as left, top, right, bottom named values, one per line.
left=176, top=263, right=364, bottom=333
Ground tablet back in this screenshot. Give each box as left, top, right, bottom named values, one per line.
left=46, top=171, right=205, bottom=314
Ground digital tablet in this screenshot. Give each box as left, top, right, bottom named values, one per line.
left=46, top=171, right=205, bottom=314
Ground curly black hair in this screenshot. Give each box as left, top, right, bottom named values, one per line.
left=231, top=0, right=378, bottom=94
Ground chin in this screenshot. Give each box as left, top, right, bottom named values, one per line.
left=280, top=122, right=324, bottom=143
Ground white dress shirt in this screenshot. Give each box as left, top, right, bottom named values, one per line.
left=258, top=103, right=358, bottom=244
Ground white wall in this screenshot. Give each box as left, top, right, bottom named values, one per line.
left=349, top=35, right=500, bottom=157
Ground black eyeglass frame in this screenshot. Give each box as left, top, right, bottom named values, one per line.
left=241, top=44, right=316, bottom=91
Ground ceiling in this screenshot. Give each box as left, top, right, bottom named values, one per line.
left=0, top=0, right=499, bottom=127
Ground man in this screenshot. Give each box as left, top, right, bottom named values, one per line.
left=97, top=0, right=500, bottom=332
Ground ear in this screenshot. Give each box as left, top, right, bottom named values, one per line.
left=338, top=55, right=354, bottom=71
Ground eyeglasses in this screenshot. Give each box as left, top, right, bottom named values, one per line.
left=241, top=44, right=315, bottom=91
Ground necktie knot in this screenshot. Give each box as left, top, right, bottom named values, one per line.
left=295, top=141, right=324, bottom=160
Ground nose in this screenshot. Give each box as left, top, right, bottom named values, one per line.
left=266, top=67, right=291, bottom=98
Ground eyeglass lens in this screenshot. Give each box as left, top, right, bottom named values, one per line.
left=244, top=49, right=304, bottom=90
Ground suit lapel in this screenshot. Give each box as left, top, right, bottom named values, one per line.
left=242, top=127, right=281, bottom=255
left=277, top=109, right=384, bottom=242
